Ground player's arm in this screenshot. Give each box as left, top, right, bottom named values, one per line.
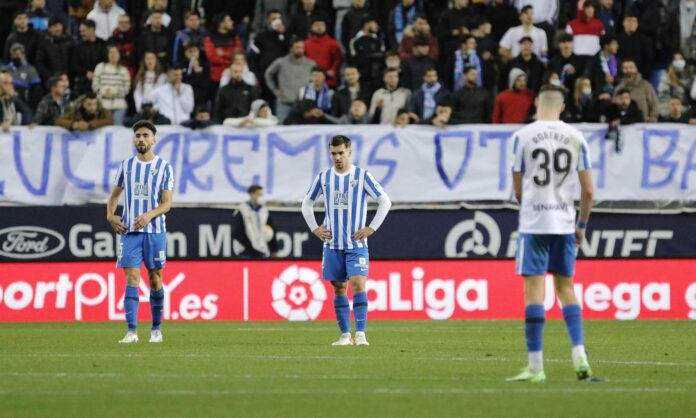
left=106, top=186, right=127, bottom=234
left=512, top=172, right=523, bottom=203
left=302, top=174, right=331, bottom=241
left=353, top=173, right=392, bottom=240
left=575, top=169, right=593, bottom=246
left=134, top=190, right=172, bottom=230
left=511, top=135, right=524, bottom=203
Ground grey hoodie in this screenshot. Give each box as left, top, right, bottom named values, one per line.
left=508, top=67, right=527, bottom=90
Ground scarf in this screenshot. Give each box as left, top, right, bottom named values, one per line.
left=238, top=201, right=270, bottom=256
left=453, top=49, right=482, bottom=90
left=422, top=82, right=441, bottom=120
left=304, top=83, right=332, bottom=112
left=394, top=3, right=416, bottom=44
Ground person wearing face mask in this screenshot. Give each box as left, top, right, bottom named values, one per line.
left=564, top=77, right=606, bottom=122
left=232, top=185, right=278, bottom=259
left=658, top=52, right=694, bottom=117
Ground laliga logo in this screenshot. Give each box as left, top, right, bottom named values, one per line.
left=271, top=265, right=327, bottom=321
left=444, top=211, right=501, bottom=258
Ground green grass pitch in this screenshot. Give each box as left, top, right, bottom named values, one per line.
left=1, top=320, right=694, bottom=418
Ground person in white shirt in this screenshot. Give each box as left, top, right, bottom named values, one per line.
left=86, top=0, right=126, bottom=41
left=219, top=51, right=258, bottom=88
left=133, top=51, right=168, bottom=112
left=499, top=5, right=548, bottom=62
left=149, top=67, right=194, bottom=124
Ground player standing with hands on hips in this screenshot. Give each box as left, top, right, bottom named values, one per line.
left=107, top=120, right=174, bottom=344
left=508, top=85, right=603, bottom=382
left=302, top=135, right=392, bottom=346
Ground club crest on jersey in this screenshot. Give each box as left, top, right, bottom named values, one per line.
left=151, top=169, right=158, bottom=176
left=350, top=179, right=357, bottom=187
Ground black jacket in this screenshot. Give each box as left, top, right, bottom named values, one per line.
left=331, top=83, right=373, bottom=117
left=34, top=33, right=74, bottom=82
left=138, top=26, right=173, bottom=63
left=340, top=6, right=372, bottom=50
left=71, top=38, right=107, bottom=95
left=401, top=55, right=438, bottom=92
left=606, top=101, right=645, bottom=125
left=563, top=95, right=609, bottom=123
left=549, top=53, right=586, bottom=91
left=3, top=27, right=39, bottom=62
left=181, top=58, right=211, bottom=107
left=409, top=86, right=450, bottom=120
left=214, top=80, right=260, bottom=122
left=450, top=84, right=491, bottom=123
left=32, top=93, right=68, bottom=125
left=349, top=34, right=385, bottom=83
left=251, top=30, right=289, bottom=77
left=231, top=204, right=278, bottom=258
left=499, top=54, right=545, bottom=93
left=436, top=7, right=477, bottom=63
left=616, top=31, right=654, bottom=79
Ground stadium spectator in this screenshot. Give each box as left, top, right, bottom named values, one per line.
left=387, top=0, right=421, bottom=49
left=108, top=14, right=136, bottom=77
left=549, top=33, right=585, bottom=91
left=141, top=0, right=172, bottom=29
left=264, top=37, right=316, bottom=122
left=382, top=50, right=405, bottom=88
left=450, top=66, right=491, bottom=123
left=658, top=52, right=693, bottom=116
left=421, top=99, right=454, bottom=126
left=436, top=0, right=477, bottom=64
left=487, top=0, right=520, bottom=43
left=659, top=96, right=695, bottom=123
left=566, top=1, right=605, bottom=58
left=214, top=64, right=259, bottom=123
left=634, top=0, right=671, bottom=71
left=341, top=0, right=371, bottom=51
left=325, top=98, right=371, bottom=124
left=32, top=74, right=69, bottom=125
left=499, top=5, right=548, bottom=62
left=563, top=77, right=609, bottom=123
left=169, top=0, right=206, bottom=34
left=133, top=51, right=167, bottom=112
left=331, top=64, right=372, bottom=118
left=369, top=67, right=412, bottom=124
left=284, top=98, right=332, bottom=124
left=586, top=34, right=619, bottom=95
left=138, top=10, right=172, bottom=63
left=616, top=12, right=653, bottom=80
left=393, top=107, right=419, bottom=126
left=0, top=71, right=32, bottom=131
left=204, top=13, right=244, bottom=90
left=26, top=0, right=49, bottom=32
left=231, top=185, right=278, bottom=258
left=223, top=98, right=280, bottom=127
left=516, top=0, right=558, bottom=49
left=172, top=11, right=206, bottom=67
left=149, top=67, right=194, bottom=124
left=34, top=17, right=73, bottom=84
left=182, top=105, right=214, bottom=129
left=498, top=36, right=544, bottom=93
left=55, top=91, right=112, bottom=130
left=597, top=0, right=621, bottom=35
left=123, top=99, right=171, bottom=126
left=252, top=0, right=292, bottom=34
left=492, top=67, right=535, bottom=123
left=86, top=0, right=125, bottom=41
left=249, top=9, right=290, bottom=102
left=287, top=0, right=324, bottom=39
left=180, top=43, right=211, bottom=108
left=299, top=66, right=334, bottom=114
left=220, top=52, right=257, bottom=88
left=446, top=35, right=483, bottom=91
left=3, top=11, right=39, bottom=64
left=672, top=0, right=696, bottom=54
left=72, top=19, right=107, bottom=96
left=410, top=67, right=449, bottom=121
left=92, top=45, right=130, bottom=125
left=6, top=43, right=42, bottom=108
left=606, top=87, right=644, bottom=128
left=398, top=14, right=438, bottom=61
left=616, top=59, right=659, bottom=122
left=401, top=36, right=437, bottom=91
left=304, top=16, right=343, bottom=88
left=348, top=16, right=385, bottom=86
left=67, top=0, right=95, bottom=39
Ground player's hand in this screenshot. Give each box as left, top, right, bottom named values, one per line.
left=575, top=226, right=586, bottom=246
left=107, top=215, right=127, bottom=234
left=312, top=226, right=332, bottom=241
left=133, top=213, right=152, bottom=230
left=353, top=227, right=374, bottom=241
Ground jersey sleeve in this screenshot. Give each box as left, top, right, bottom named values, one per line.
left=161, top=163, right=175, bottom=191
left=363, top=171, right=384, bottom=199
left=114, top=161, right=125, bottom=188
left=512, top=135, right=525, bottom=173
left=306, top=172, right=323, bottom=201
left=577, top=136, right=591, bottom=171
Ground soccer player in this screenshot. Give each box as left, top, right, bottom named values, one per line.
left=106, top=120, right=174, bottom=344
left=302, top=135, right=392, bottom=346
left=507, top=84, right=595, bottom=383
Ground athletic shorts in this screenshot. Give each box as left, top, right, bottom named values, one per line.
left=515, top=233, right=576, bottom=277
left=322, top=247, right=369, bottom=281
left=117, top=232, right=167, bottom=270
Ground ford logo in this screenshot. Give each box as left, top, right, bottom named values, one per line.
left=0, top=226, right=66, bottom=259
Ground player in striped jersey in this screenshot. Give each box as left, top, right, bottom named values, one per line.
left=507, top=85, right=598, bottom=383
left=106, top=120, right=174, bottom=344
left=302, top=135, right=392, bottom=346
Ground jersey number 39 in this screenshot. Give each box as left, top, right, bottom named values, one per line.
left=531, top=148, right=571, bottom=187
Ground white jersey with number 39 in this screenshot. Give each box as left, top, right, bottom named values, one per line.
left=512, top=121, right=591, bottom=234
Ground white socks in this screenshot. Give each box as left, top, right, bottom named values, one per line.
left=572, top=344, right=587, bottom=364
left=528, top=351, right=543, bottom=372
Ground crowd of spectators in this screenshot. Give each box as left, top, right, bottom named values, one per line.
left=1, top=0, right=695, bottom=133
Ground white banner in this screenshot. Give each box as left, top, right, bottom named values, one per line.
left=0, top=124, right=694, bottom=205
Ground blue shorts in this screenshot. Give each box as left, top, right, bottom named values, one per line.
left=515, top=233, right=576, bottom=277
left=322, top=247, right=369, bottom=281
left=117, top=232, right=167, bottom=270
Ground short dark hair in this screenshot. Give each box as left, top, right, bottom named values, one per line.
left=329, top=135, right=351, bottom=148
left=615, top=88, right=631, bottom=96
left=413, top=36, right=430, bottom=47
left=311, top=65, right=326, bottom=75
left=360, top=15, right=376, bottom=27
left=385, top=50, right=399, bottom=58
left=600, top=34, right=617, bottom=48
left=48, top=16, right=63, bottom=27
left=423, top=67, right=438, bottom=75
left=557, top=33, right=573, bottom=44
left=520, top=5, right=533, bottom=14
left=212, top=13, right=229, bottom=29
left=414, top=14, right=428, bottom=22
left=383, top=67, right=399, bottom=76
left=132, top=120, right=157, bottom=135
left=47, top=74, right=62, bottom=89
left=290, top=36, right=306, bottom=46
left=248, top=184, right=263, bottom=194
left=463, top=65, right=477, bottom=74
left=81, top=19, right=96, bottom=29
left=184, top=11, right=201, bottom=20
left=344, top=64, right=359, bottom=72
left=267, top=8, right=282, bottom=17
left=83, top=91, right=98, bottom=100
left=622, top=58, right=636, bottom=65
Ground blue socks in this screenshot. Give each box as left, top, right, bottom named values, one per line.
left=334, top=295, right=351, bottom=333
left=562, top=304, right=584, bottom=346
left=124, top=285, right=139, bottom=331
left=525, top=304, right=545, bottom=352
left=353, top=292, right=368, bottom=332
left=150, top=288, right=165, bottom=331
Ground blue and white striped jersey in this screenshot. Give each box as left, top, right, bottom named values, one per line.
left=114, top=156, right=174, bottom=233
left=306, top=166, right=384, bottom=250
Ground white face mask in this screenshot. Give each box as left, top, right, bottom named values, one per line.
left=466, top=49, right=476, bottom=56
left=673, top=60, right=686, bottom=71
left=582, top=87, right=592, bottom=95
left=255, top=197, right=266, bottom=206
left=550, top=79, right=562, bottom=87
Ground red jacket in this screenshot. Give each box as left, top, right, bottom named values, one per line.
left=304, top=35, right=343, bottom=87
left=492, top=89, right=535, bottom=124
left=204, top=33, right=243, bottom=82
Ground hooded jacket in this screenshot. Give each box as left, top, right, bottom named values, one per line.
left=492, top=68, right=535, bottom=124
left=203, top=31, right=244, bottom=81
left=304, top=34, right=343, bottom=87
left=55, top=94, right=113, bottom=130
